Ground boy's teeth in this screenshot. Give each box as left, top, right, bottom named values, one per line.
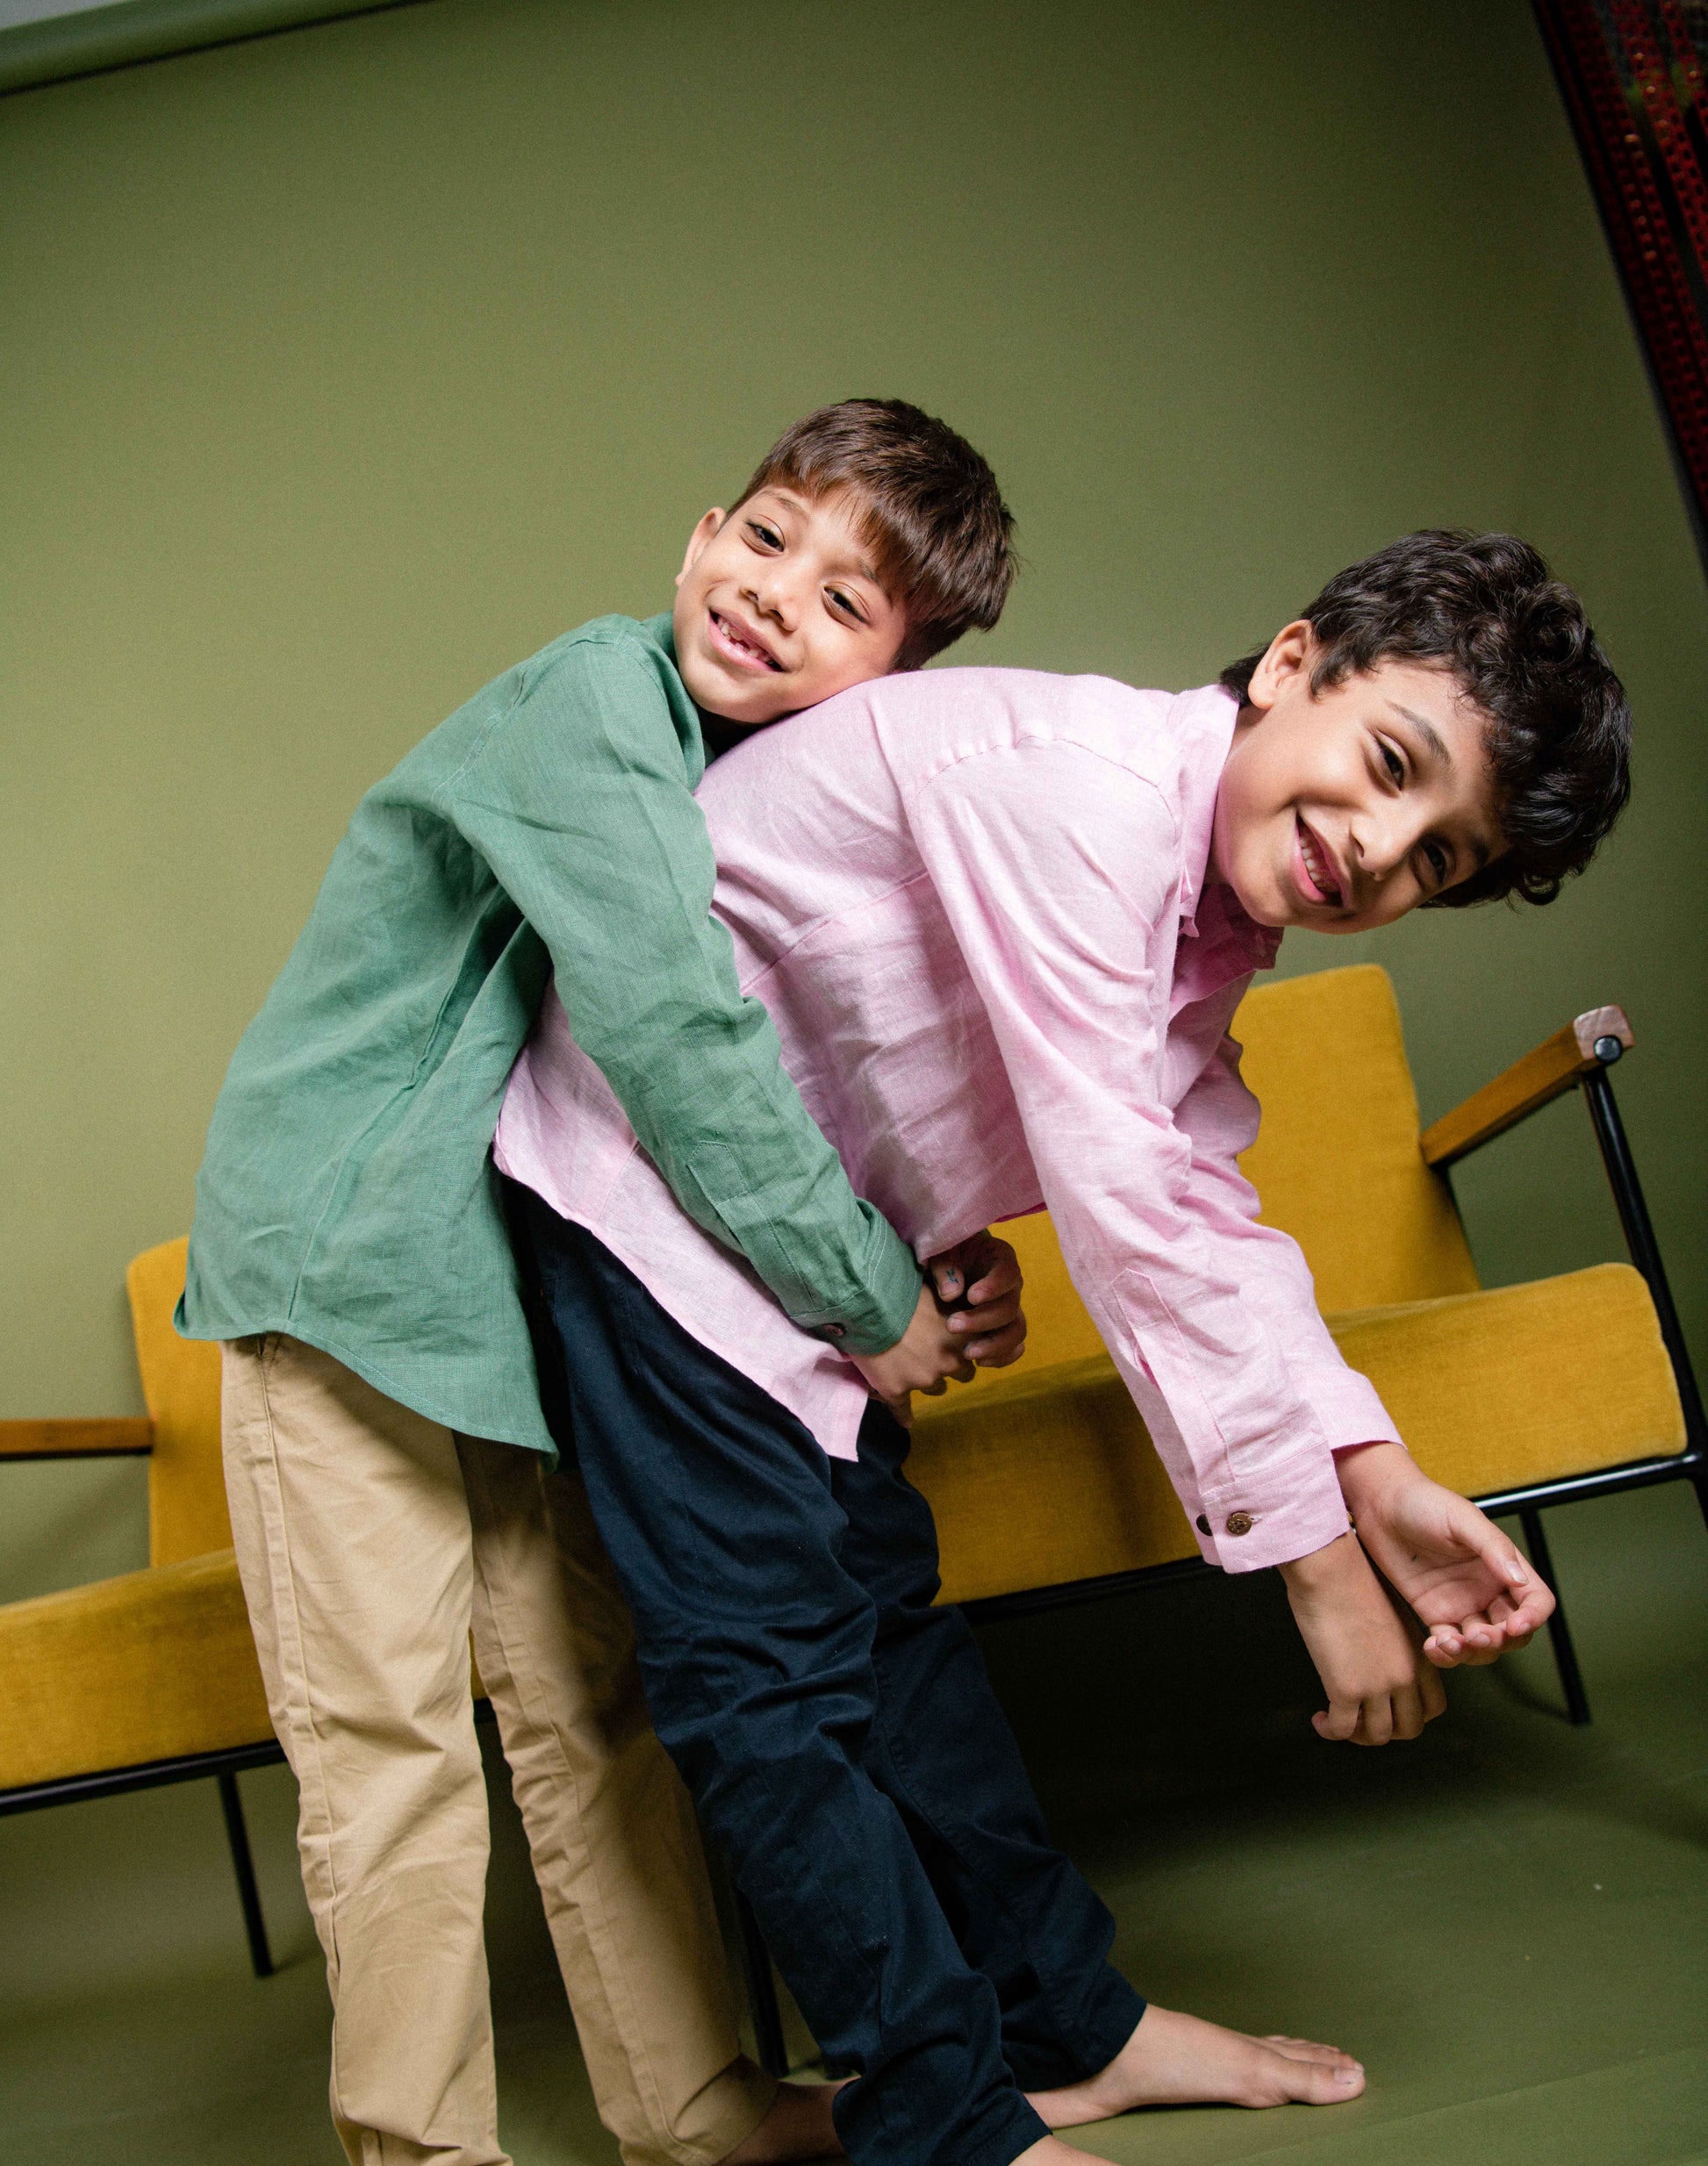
left=718, top=615, right=764, bottom=661
left=1302, top=826, right=1338, bottom=900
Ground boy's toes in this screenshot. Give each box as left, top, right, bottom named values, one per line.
left=1299, top=2057, right=1366, bottom=2103
left=1252, top=2040, right=1365, bottom=2105
left=1262, top=2034, right=1363, bottom=2067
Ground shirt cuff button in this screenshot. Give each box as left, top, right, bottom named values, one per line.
left=822, top=1323, right=847, bottom=1340
left=1225, top=1511, right=1254, bottom=1538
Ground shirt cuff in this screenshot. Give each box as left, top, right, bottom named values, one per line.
left=801, top=1210, right=922, bottom=1358
left=1192, top=1443, right=1353, bottom=1574
left=1188, top=1363, right=1404, bottom=1573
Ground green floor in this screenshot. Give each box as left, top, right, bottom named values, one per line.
left=4, top=1481, right=1704, bottom=2164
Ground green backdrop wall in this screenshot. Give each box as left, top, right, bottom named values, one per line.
left=4, top=0, right=1703, bottom=1603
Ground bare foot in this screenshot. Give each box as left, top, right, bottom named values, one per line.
left=1029, top=2004, right=1365, bottom=2126
left=720, top=2079, right=848, bottom=2165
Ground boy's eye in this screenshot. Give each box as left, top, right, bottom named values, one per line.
left=827, top=586, right=866, bottom=623
left=746, top=520, right=784, bottom=550
left=1380, top=741, right=1405, bottom=785
left=1424, top=840, right=1450, bottom=884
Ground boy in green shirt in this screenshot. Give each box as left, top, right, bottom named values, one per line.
left=180, top=400, right=1024, bottom=2166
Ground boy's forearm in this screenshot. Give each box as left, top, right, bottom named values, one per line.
left=580, top=1005, right=923, bottom=1352
left=625, top=1074, right=922, bottom=1352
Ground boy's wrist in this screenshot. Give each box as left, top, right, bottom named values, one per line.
left=1334, top=1438, right=1413, bottom=1521
left=1276, top=1526, right=1366, bottom=1594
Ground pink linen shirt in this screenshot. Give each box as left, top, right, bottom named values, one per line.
left=495, top=670, right=1401, bottom=1574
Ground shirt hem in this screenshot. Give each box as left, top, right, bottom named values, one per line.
left=176, top=1298, right=556, bottom=1460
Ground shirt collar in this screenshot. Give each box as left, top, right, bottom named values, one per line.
left=1190, top=879, right=1282, bottom=983
left=646, top=606, right=750, bottom=770
left=1172, top=681, right=1281, bottom=976
left=1173, top=682, right=1238, bottom=934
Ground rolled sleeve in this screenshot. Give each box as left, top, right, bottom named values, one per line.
left=449, top=637, right=920, bottom=1353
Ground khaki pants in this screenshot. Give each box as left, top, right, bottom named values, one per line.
left=221, top=1333, right=774, bottom=2166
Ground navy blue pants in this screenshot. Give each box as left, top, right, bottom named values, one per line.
left=513, top=1189, right=1145, bottom=2166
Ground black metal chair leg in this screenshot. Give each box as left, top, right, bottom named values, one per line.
left=733, top=1886, right=788, bottom=2078
left=1518, top=1506, right=1591, bottom=1725
left=217, top=1769, right=275, bottom=1977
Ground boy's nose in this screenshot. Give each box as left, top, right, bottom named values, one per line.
left=745, top=570, right=798, bottom=633
left=1353, top=808, right=1420, bottom=886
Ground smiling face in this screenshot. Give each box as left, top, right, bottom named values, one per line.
left=1209, top=622, right=1508, bottom=933
left=671, top=484, right=909, bottom=726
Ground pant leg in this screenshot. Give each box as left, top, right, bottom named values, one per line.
left=458, top=1432, right=775, bottom=2166
left=832, top=1407, right=1145, bottom=2091
left=220, top=1334, right=506, bottom=2166
left=516, top=1195, right=1047, bottom=2166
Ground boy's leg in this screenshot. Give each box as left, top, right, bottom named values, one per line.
left=220, top=1333, right=506, bottom=2166
left=829, top=1408, right=1145, bottom=2093
left=837, top=1411, right=1368, bottom=2123
left=515, top=1193, right=1048, bottom=2166
left=457, top=1432, right=778, bottom=2166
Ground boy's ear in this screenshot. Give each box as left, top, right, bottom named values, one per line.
left=1246, top=620, right=1317, bottom=711
left=675, top=507, right=726, bottom=589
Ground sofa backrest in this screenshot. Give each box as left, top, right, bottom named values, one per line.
left=126, top=1237, right=231, bottom=1567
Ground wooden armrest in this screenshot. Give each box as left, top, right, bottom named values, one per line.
left=0, top=1417, right=154, bottom=1461
left=1420, top=1005, right=1633, bottom=1169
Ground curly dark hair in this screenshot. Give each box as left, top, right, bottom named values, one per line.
left=1219, top=530, right=1631, bottom=907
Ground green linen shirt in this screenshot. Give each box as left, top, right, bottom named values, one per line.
left=178, top=613, right=922, bottom=1452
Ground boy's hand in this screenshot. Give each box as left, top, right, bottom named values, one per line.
left=850, top=1232, right=1026, bottom=1426
left=1279, top=1531, right=1446, bottom=1745
left=850, top=1280, right=976, bottom=1428
left=1336, top=1441, right=1555, bottom=1666
left=927, top=1232, right=1028, bottom=1369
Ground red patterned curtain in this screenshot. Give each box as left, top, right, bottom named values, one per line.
left=1535, top=1, right=1708, bottom=547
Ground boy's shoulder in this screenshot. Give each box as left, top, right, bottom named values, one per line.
left=516, top=611, right=682, bottom=695
left=504, top=613, right=702, bottom=770
left=441, top=613, right=685, bottom=728
left=403, top=613, right=693, bottom=777
left=506, top=612, right=706, bottom=757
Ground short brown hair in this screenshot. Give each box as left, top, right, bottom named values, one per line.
left=1220, top=530, right=1631, bottom=907
left=735, top=398, right=1016, bottom=670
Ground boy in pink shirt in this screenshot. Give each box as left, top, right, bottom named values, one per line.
left=498, top=532, right=1629, bottom=2166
